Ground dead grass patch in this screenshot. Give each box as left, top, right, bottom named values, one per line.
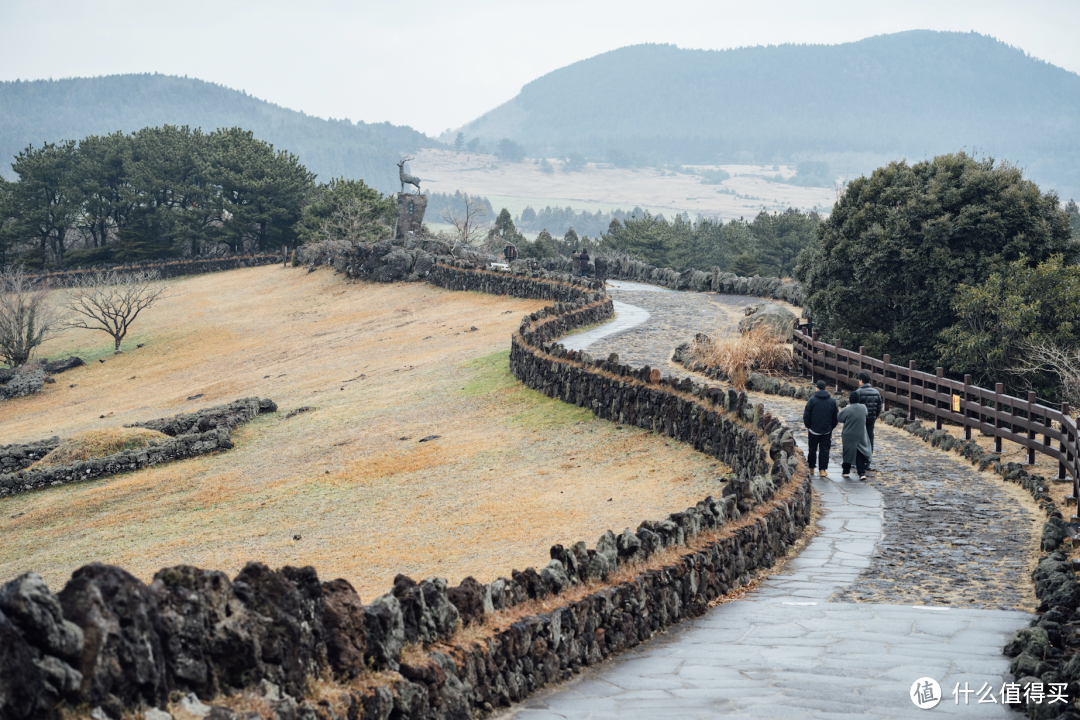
left=1, top=266, right=727, bottom=599
left=31, top=427, right=171, bottom=469
left=688, top=325, right=792, bottom=389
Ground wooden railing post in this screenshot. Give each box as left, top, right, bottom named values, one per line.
left=1027, top=391, right=1037, bottom=465
left=811, top=332, right=819, bottom=385
left=834, top=339, right=842, bottom=392
left=935, top=367, right=944, bottom=430
left=994, top=383, right=1004, bottom=453
left=858, top=345, right=866, bottom=379
left=882, top=353, right=891, bottom=411
left=1061, top=402, right=1071, bottom=481
left=964, top=375, right=973, bottom=440
left=908, top=360, right=916, bottom=422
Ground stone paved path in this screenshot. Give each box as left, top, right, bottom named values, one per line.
left=495, top=282, right=1038, bottom=719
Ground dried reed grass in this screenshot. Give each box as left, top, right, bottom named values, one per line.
left=689, top=325, right=792, bottom=390
left=31, top=427, right=170, bottom=468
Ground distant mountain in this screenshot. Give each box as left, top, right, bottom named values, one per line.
left=456, top=31, right=1080, bottom=199
left=0, top=74, right=440, bottom=193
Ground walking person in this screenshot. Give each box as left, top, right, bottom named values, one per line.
left=850, top=371, right=882, bottom=464
left=802, top=380, right=838, bottom=477
left=838, top=400, right=873, bottom=480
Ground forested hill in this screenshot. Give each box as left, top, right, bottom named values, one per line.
left=0, top=74, right=440, bottom=192
left=458, top=31, right=1080, bottom=198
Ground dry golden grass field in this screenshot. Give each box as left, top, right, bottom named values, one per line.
left=0, top=266, right=727, bottom=599
left=413, top=148, right=836, bottom=220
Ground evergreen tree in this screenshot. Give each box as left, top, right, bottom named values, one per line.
left=300, top=177, right=394, bottom=243
left=487, top=208, right=524, bottom=245
left=601, top=211, right=674, bottom=267
left=6, top=140, right=79, bottom=267
left=729, top=252, right=761, bottom=277
left=795, top=152, right=1073, bottom=366
left=454, top=132, right=465, bottom=152
left=939, top=255, right=1080, bottom=396
left=1066, top=199, right=1080, bottom=238
left=520, top=229, right=559, bottom=259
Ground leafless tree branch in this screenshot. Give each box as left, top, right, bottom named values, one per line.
left=1014, top=340, right=1080, bottom=407
left=441, top=194, right=489, bottom=249
left=61, top=270, right=167, bottom=354
left=0, top=269, right=60, bottom=367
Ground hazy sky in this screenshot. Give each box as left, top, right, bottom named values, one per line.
left=2, top=0, right=1078, bottom=137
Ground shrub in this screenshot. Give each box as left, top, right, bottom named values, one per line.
left=32, top=427, right=170, bottom=468
left=689, top=325, right=792, bottom=390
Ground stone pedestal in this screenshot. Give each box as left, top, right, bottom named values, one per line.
left=396, top=193, right=428, bottom=241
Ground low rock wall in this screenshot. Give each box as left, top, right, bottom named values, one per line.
left=531, top=254, right=803, bottom=304
left=0, top=265, right=812, bottom=720
left=429, top=263, right=604, bottom=301
left=30, top=253, right=285, bottom=284
left=0, top=437, right=62, bottom=474
left=0, top=398, right=277, bottom=498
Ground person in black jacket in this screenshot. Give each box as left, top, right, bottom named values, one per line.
left=802, top=380, right=839, bottom=477
left=850, top=371, right=883, bottom=453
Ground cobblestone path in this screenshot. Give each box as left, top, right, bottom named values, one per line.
left=496, top=281, right=1038, bottom=719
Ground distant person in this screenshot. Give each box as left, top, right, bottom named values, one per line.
left=802, top=380, right=838, bottom=478
left=838, top=400, right=873, bottom=480
left=579, top=248, right=591, bottom=277
left=571, top=252, right=581, bottom=277
left=504, top=241, right=518, bottom=263
left=850, top=371, right=882, bottom=455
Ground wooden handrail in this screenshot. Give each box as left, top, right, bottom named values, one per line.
left=792, top=323, right=1080, bottom=501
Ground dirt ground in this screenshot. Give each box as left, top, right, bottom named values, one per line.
left=413, top=149, right=836, bottom=221
left=0, top=266, right=728, bottom=599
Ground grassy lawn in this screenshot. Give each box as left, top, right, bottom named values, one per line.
left=1, top=266, right=726, bottom=599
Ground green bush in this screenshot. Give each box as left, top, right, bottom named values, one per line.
left=795, top=152, right=1073, bottom=368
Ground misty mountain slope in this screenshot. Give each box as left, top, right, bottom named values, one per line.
left=459, top=31, right=1080, bottom=197
left=0, top=74, right=440, bottom=191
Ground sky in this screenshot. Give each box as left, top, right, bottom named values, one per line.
left=2, top=0, right=1078, bottom=137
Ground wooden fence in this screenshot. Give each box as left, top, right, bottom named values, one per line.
left=792, top=322, right=1080, bottom=504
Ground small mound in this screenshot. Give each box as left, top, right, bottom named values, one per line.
left=31, top=427, right=170, bottom=468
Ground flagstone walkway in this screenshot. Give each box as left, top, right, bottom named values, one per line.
left=497, top=281, right=1040, bottom=719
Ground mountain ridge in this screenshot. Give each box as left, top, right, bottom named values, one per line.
left=0, top=73, right=440, bottom=192
left=455, top=31, right=1080, bottom=198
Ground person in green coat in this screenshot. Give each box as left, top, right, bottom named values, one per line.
left=838, top=401, right=873, bottom=479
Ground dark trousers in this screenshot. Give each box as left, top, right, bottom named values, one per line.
left=843, top=452, right=870, bottom=477
left=866, top=418, right=876, bottom=452
left=807, top=433, right=831, bottom=470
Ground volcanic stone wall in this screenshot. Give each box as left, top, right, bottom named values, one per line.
left=0, top=398, right=277, bottom=498
left=428, top=262, right=605, bottom=301
left=30, top=253, right=285, bottom=284
left=0, top=437, right=62, bottom=474
left=0, top=265, right=811, bottom=720
left=530, top=254, right=803, bottom=304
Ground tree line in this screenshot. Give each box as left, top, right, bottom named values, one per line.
left=0, top=125, right=402, bottom=269
left=482, top=205, right=821, bottom=277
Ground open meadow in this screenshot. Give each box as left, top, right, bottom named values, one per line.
left=0, top=266, right=726, bottom=599
left=414, top=148, right=836, bottom=220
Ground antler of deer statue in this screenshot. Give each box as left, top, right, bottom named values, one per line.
left=397, top=156, right=421, bottom=194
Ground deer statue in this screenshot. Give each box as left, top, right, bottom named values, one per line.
left=397, top=156, right=421, bottom=194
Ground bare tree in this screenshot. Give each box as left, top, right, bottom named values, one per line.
left=0, top=269, right=59, bottom=367
left=1015, top=340, right=1080, bottom=407
left=62, top=271, right=166, bottom=353
left=441, top=194, right=489, bottom=248
left=309, top=197, right=392, bottom=245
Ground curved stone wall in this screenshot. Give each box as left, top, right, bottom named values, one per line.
left=0, top=265, right=811, bottom=720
